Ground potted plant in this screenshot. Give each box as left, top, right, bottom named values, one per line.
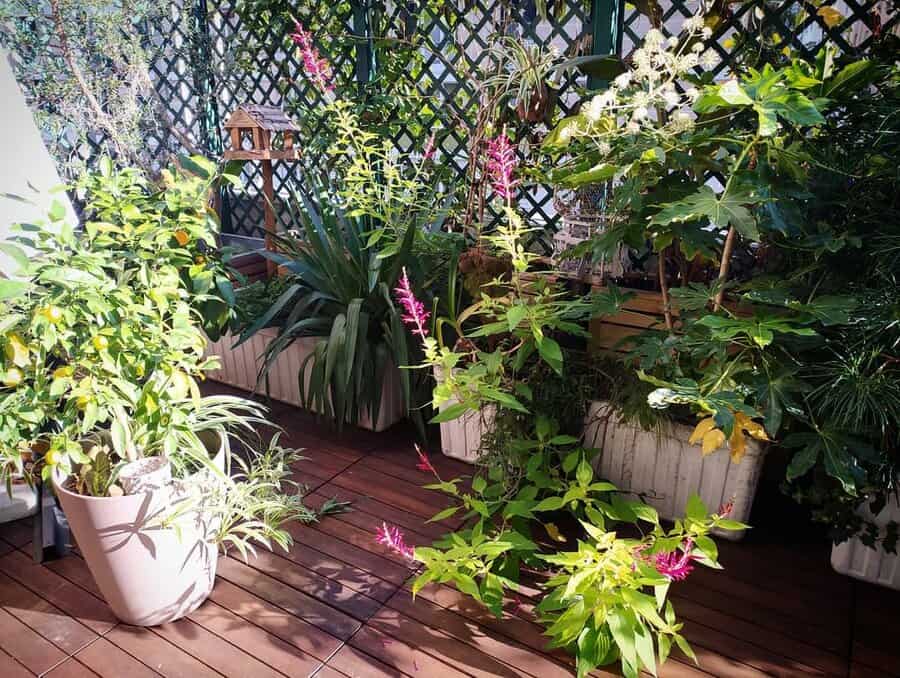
left=0, top=158, right=316, bottom=625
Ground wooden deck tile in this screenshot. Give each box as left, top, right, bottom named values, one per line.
left=0, top=647, right=35, bottom=678
left=104, top=625, right=222, bottom=678
left=43, top=657, right=101, bottom=677
left=283, top=522, right=413, bottom=586
left=206, top=579, right=341, bottom=661
left=0, top=606, right=70, bottom=674
left=71, top=636, right=163, bottom=677
left=0, top=571, right=97, bottom=655
left=217, top=555, right=362, bottom=640
left=0, top=549, right=116, bottom=635
left=325, top=643, right=410, bottom=677
left=234, top=547, right=384, bottom=619
left=151, top=616, right=288, bottom=678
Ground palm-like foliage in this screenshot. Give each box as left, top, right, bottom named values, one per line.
left=237, top=176, right=415, bottom=429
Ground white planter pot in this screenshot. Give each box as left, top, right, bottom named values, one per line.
left=831, top=497, right=900, bottom=590
left=583, top=402, right=765, bottom=540
left=433, top=367, right=495, bottom=464
left=206, top=329, right=404, bottom=432
left=53, top=434, right=225, bottom=626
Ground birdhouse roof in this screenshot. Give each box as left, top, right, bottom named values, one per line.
left=224, top=105, right=298, bottom=131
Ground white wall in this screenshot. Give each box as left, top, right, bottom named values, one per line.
left=0, top=49, right=74, bottom=277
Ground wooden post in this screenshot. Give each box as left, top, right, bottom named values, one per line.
left=261, top=158, right=276, bottom=277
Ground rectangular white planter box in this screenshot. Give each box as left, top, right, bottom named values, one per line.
left=433, top=367, right=495, bottom=464
left=438, top=407, right=496, bottom=464
left=205, top=328, right=404, bottom=432
left=831, top=497, right=900, bottom=590
left=583, top=402, right=765, bottom=540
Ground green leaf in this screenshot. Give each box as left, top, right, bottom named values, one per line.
left=534, top=496, right=566, bottom=512
left=537, top=336, right=563, bottom=374
left=758, top=91, right=824, bottom=132
left=685, top=494, right=708, bottom=522
left=430, top=403, right=470, bottom=423
left=557, top=162, right=617, bottom=189
left=649, top=185, right=764, bottom=240
left=48, top=200, right=67, bottom=222
left=427, top=506, right=461, bottom=523
left=576, top=458, right=593, bottom=488
left=694, top=79, right=753, bottom=113
left=506, top=305, right=527, bottom=332
left=0, top=279, right=31, bottom=300
left=0, top=243, right=30, bottom=273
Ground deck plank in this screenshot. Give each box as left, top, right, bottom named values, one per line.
left=104, top=625, right=223, bottom=678
left=216, top=555, right=362, bottom=640
left=0, top=647, right=35, bottom=678
left=0, top=571, right=97, bottom=655
left=205, top=579, right=341, bottom=661
left=72, top=636, right=162, bottom=678
left=0, top=607, right=69, bottom=674
left=43, top=657, right=101, bottom=677
left=0, top=549, right=116, bottom=635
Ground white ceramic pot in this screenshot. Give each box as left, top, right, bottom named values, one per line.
left=53, top=433, right=225, bottom=626
left=206, top=329, right=404, bottom=432
left=583, top=402, right=765, bottom=540
left=831, top=496, right=900, bottom=590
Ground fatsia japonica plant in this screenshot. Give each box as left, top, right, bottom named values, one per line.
left=543, top=15, right=876, bottom=467
left=0, top=157, right=316, bottom=554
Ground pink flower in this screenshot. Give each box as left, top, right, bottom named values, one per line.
left=719, top=497, right=735, bottom=517
left=485, top=133, right=519, bottom=203
left=394, top=267, right=430, bottom=338
left=423, top=133, right=436, bottom=161
left=415, top=444, right=435, bottom=474
left=290, top=22, right=335, bottom=93
left=376, top=522, right=415, bottom=560
left=654, top=539, right=697, bottom=582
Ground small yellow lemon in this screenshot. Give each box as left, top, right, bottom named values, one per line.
left=44, top=449, right=62, bottom=466
left=40, top=305, right=64, bottom=324
left=92, top=336, right=109, bottom=351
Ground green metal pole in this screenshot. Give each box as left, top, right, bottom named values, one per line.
left=189, top=0, right=222, bottom=156
left=351, top=0, right=376, bottom=94
left=589, top=0, right=624, bottom=90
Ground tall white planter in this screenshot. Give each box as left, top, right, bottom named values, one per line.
left=433, top=368, right=495, bottom=463
left=206, top=329, right=404, bottom=432
left=831, top=497, right=900, bottom=590
left=583, top=402, right=765, bottom=540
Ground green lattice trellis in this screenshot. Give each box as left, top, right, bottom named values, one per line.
left=21, top=0, right=897, bottom=245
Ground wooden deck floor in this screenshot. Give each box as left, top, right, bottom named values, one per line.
left=1, top=389, right=899, bottom=677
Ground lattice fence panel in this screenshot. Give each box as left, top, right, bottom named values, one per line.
left=9, top=0, right=896, bottom=242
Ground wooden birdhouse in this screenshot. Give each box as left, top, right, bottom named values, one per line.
left=223, top=105, right=301, bottom=276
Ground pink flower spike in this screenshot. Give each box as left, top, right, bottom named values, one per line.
left=394, top=267, right=430, bottom=339
left=289, top=21, right=335, bottom=93
left=485, top=133, right=519, bottom=203
left=654, top=538, right=697, bottom=582
left=719, top=497, right=735, bottom=517
left=423, top=132, right=436, bottom=161
left=376, top=522, right=415, bottom=560
left=414, top=444, right=436, bottom=474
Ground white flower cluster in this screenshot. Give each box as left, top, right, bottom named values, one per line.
left=578, top=13, right=713, bottom=140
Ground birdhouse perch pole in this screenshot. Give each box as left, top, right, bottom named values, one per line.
left=223, top=105, right=301, bottom=278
